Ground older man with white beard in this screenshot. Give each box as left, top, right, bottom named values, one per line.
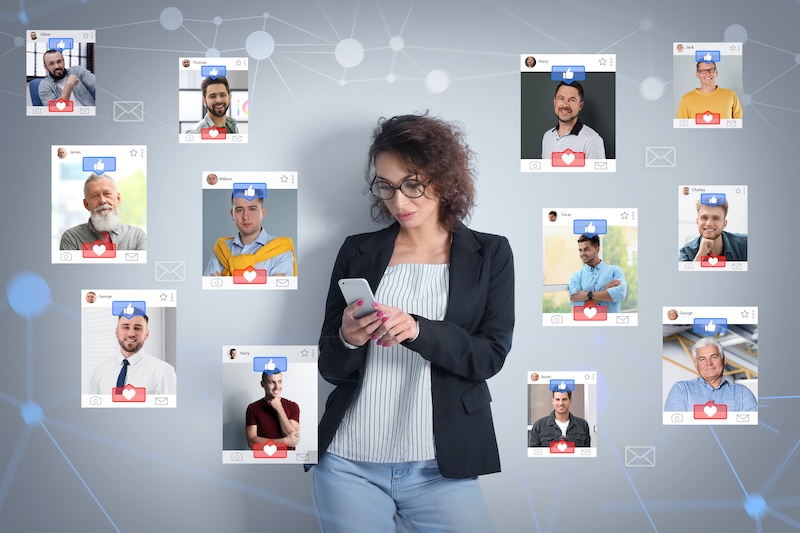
left=59, top=173, right=147, bottom=250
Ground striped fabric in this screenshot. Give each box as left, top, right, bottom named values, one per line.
left=329, top=263, right=450, bottom=462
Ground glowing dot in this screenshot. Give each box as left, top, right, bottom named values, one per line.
left=724, top=24, right=748, bottom=43
left=263, top=12, right=270, bottom=19
left=386, top=73, right=396, bottom=83
left=20, top=402, right=43, bottom=427
left=639, top=76, right=664, bottom=101
left=7, top=272, right=50, bottom=318
left=425, top=70, right=449, bottom=93
left=335, top=38, right=365, bottom=68
left=160, top=7, right=184, bottom=31
left=390, top=36, right=404, bottom=51
left=213, top=17, right=222, bottom=26
left=246, top=31, right=275, bottom=60
left=640, top=18, right=653, bottom=31
left=206, top=48, right=220, bottom=58
left=14, top=36, right=24, bottom=47
left=743, top=494, right=768, bottom=520
left=740, top=94, right=752, bottom=106
left=339, top=80, right=346, bottom=86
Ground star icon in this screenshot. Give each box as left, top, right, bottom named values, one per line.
left=159, top=293, right=168, bottom=301
left=83, top=33, right=90, bottom=39
left=741, top=310, right=749, bottom=319
left=621, top=212, right=629, bottom=219
left=280, top=175, right=289, bottom=183
left=599, top=58, right=607, bottom=65
left=130, top=149, right=138, bottom=157
left=730, top=45, right=737, bottom=51
left=236, top=60, right=242, bottom=66
left=584, top=374, right=592, bottom=381
left=735, top=188, right=742, bottom=194
left=300, top=349, right=309, bottom=357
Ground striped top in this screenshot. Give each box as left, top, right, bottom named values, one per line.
left=328, top=263, right=450, bottom=462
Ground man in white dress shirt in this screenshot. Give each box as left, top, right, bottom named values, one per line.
left=89, top=315, right=176, bottom=395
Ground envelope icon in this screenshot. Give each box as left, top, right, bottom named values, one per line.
left=736, top=414, right=749, bottom=422
left=580, top=449, right=591, bottom=455
left=726, top=120, right=737, bottom=127
left=625, top=446, right=655, bottom=467
left=275, top=279, right=290, bottom=288
left=232, top=135, right=243, bottom=142
left=645, top=146, right=676, bottom=168
left=295, top=453, right=309, bottom=461
left=79, top=108, right=90, bottom=114
left=113, top=100, right=144, bottom=122
left=156, top=261, right=186, bottom=282
left=616, top=316, right=629, bottom=324
left=125, top=253, right=139, bottom=261
left=593, top=162, right=607, bottom=170
left=731, top=263, right=742, bottom=270
left=155, top=397, right=169, bottom=405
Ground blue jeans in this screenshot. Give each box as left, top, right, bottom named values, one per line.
left=312, top=452, right=494, bottom=533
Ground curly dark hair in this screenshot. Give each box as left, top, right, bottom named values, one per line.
left=365, top=113, right=476, bottom=232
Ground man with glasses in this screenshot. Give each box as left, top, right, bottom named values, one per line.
left=204, top=191, right=296, bottom=277
left=676, top=61, right=742, bottom=119
left=665, top=337, right=756, bottom=412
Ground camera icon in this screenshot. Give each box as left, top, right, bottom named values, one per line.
left=89, top=396, right=102, bottom=406
left=684, top=263, right=693, bottom=270
left=33, top=108, right=42, bottom=114
left=211, top=278, right=223, bottom=287
left=679, top=120, right=688, bottom=127
left=671, top=413, right=683, bottom=423
left=60, top=252, right=73, bottom=261
left=551, top=315, right=563, bottom=324
left=528, top=161, right=541, bottom=170
left=231, top=452, right=243, bottom=461
left=533, top=449, right=543, bottom=455
left=185, top=135, right=195, bottom=142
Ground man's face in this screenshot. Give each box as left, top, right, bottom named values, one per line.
left=231, top=197, right=265, bottom=239
left=57, top=148, right=66, bottom=159
left=116, top=316, right=149, bottom=356
left=84, top=177, right=121, bottom=231
left=548, top=213, right=557, bottom=222
left=668, top=309, right=678, bottom=320
left=526, top=57, right=534, bottom=67
left=696, top=205, right=727, bottom=241
left=262, top=373, right=283, bottom=399
left=230, top=349, right=237, bottom=359
left=695, top=345, right=724, bottom=384
left=696, top=62, right=718, bottom=90
left=207, top=174, right=218, bottom=185
left=552, top=392, right=572, bottom=415
left=553, top=85, right=583, bottom=124
left=44, top=51, right=67, bottom=80
left=203, top=83, right=231, bottom=118
left=86, top=292, right=96, bottom=303
left=677, top=44, right=684, bottom=52
left=682, top=187, right=689, bottom=195
left=578, top=241, right=599, bottom=265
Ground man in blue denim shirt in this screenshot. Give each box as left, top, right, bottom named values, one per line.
left=569, top=234, right=627, bottom=313
left=665, top=337, right=757, bottom=412
left=529, top=390, right=591, bottom=447
left=679, top=200, right=747, bottom=261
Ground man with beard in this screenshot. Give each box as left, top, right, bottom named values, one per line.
left=89, top=315, right=176, bottom=395
left=38, top=49, right=95, bottom=106
left=568, top=234, right=627, bottom=313
left=60, top=174, right=147, bottom=250
left=184, top=76, right=239, bottom=134
left=679, top=199, right=747, bottom=261
left=676, top=61, right=742, bottom=119
left=246, top=371, right=300, bottom=450
left=541, top=81, right=606, bottom=159
left=529, top=390, right=591, bottom=447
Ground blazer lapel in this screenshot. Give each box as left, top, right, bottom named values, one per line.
left=445, top=226, right=482, bottom=325
left=349, top=224, right=399, bottom=293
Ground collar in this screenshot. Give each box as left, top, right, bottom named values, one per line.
left=234, top=227, right=268, bottom=247
left=698, top=376, right=729, bottom=391
left=550, top=118, right=585, bottom=136
left=203, top=113, right=236, bottom=129
left=118, top=349, right=147, bottom=367
left=546, top=410, right=575, bottom=427
left=583, top=259, right=604, bottom=272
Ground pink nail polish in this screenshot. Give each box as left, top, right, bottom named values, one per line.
left=371, top=335, right=377, bottom=340
left=376, top=311, right=384, bottom=317
left=381, top=317, right=389, bottom=323
left=357, top=299, right=364, bottom=306
left=372, top=302, right=380, bottom=307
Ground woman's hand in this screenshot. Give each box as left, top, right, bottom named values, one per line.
left=369, top=303, right=418, bottom=348
left=341, top=299, right=383, bottom=347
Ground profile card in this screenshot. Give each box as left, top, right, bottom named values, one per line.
left=542, top=208, right=638, bottom=326
left=521, top=53, right=616, bottom=172
left=202, top=172, right=298, bottom=290
left=222, top=345, right=319, bottom=464
left=27, top=29, right=96, bottom=116
left=179, top=57, right=249, bottom=143
left=528, top=371, right=597, bottom=458
left=673, top=42, right=743, bottom=128
left=663, top=306, right=758, bottom=425
left=52, top=145, right=147, bottom=264
left=82, top=290, right=177, bottom=408
left=678, top=185, right=747, bottom=271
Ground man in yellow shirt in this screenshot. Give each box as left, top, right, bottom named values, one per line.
left=676, top=61, right=742, bottom=119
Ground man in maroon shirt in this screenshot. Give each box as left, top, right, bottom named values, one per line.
left=246, top=372, right=300, bottom=449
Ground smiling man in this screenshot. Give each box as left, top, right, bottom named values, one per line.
left=679, top=200, right=747, bottom=261
left=60, top=174, right=147, bottom=250
left=541, top=81, right=606, bottom=159
left=246, top=371, right=300, bottom=450
left=89, top=315, right=176, bottom=395
left=568, top=234, right=627, bottom=313
left=676, top=61, right=742, bottom=119
left=665, top=337, right=756, bottom=412
left=184, top=75, right=239, bottom=134
left=38, top=49, right=96, bottom=106
left=204, top=192, right=296, bottom=276
left=529, top=390, right=591, bottom=447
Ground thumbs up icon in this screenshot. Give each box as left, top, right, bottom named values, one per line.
left=558, top=381, right=567, bottom=390
left=703, top=52, right=712, bottom=62
left=210, top=67, right=218, bottom=77
left=93, top=159, right=105, bottom=172
left=709, top=195, right=717, bottom=205
left=563, top=67, right=574, bottom=80
left=244, top=185, right=256, bottom=198
left=584, top=221, right=596, bottom=234
left=704, top=320, right=716, bottom=333
left=124, top=303, right=135, bottom=316
left=57, top=40, right=65, bottom=48
left=265, top=359, right=276, bottom=371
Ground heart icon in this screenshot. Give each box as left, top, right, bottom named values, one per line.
left=243, top=269, right=257, bottom=283
left=707, top=256, right=718, bottom=266
left=208, top=128, right=219, bottom=138
left=264, top=444, right=277, bottom=456
left=92, top=244, right=107, bottom=256
left=557, top=442, right=567, bottom=452
left=122, top=388, right=136, bottom=400
left=703, top=113, right=713, bottom=123
left=561, top=152, right=575, bottom=165
left=56, top=101, right=66, bottom=111
left=583, top=307, right=597, bottom=319
left=703, top=405, right=717, bottom=417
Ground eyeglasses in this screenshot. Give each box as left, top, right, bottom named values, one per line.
left=370, top=176, right=430, bottom=200
left=697, top=67, right=717, bottom=75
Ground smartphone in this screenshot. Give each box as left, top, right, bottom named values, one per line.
left=338, top=278, right=376, bottom=318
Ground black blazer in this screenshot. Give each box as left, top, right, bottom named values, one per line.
left=317, top=223, right=515, bottom=478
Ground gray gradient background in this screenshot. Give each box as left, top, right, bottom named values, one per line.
left=1, top=0, right=798, bottom=532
